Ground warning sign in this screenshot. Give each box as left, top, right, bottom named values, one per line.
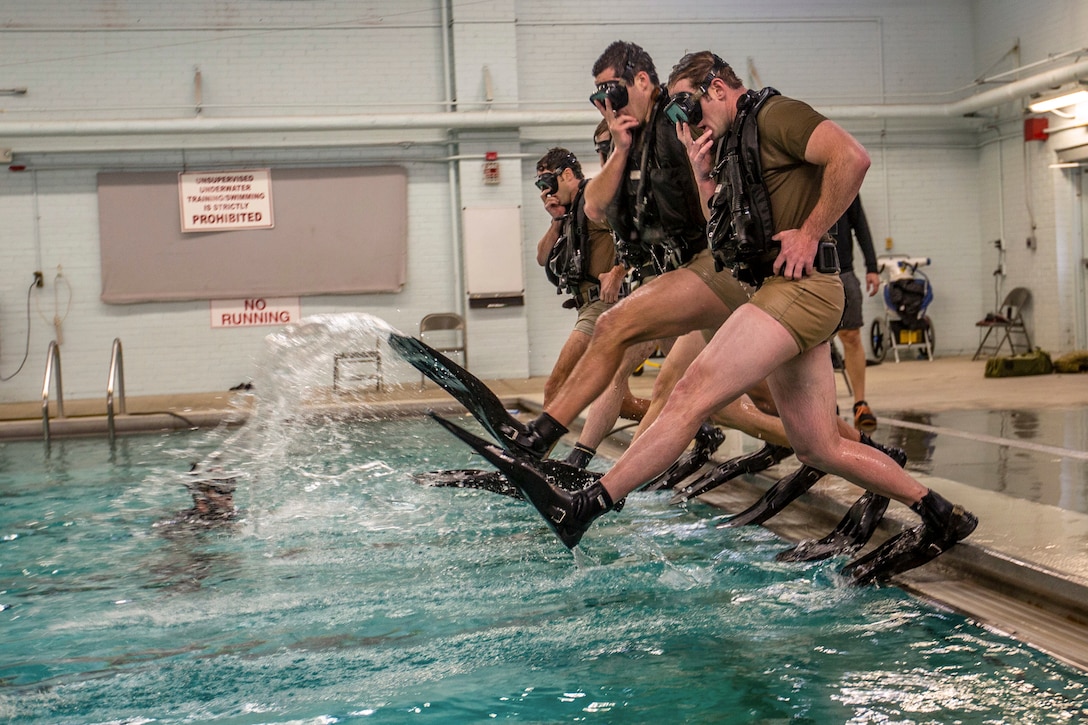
left=211, top=297, right=299, bottom=328
left=180, top=169, right=274, bottom=232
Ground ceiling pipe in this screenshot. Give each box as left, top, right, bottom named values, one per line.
left=0, top=110, right=600, bottom=138
left=823, top=57, right=1088, bottom=119
left=2, top=59, right=1086, bottom=141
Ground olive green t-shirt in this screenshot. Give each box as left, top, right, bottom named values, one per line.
left=586, top=218, right=617, bottom=282
left=757, top=95, right=827, bottom=235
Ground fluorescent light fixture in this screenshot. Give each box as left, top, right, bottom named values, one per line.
left=1029, top=85, right=1088, bottom=113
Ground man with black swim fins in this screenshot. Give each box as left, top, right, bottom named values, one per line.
left=464, top=49, right=977, bottom=585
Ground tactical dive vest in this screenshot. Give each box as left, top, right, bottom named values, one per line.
left=545, top=179, right=598, bottom=294
left=607, top=90, right=706, bottom=277
left=707, top=87, right=781, bottom=287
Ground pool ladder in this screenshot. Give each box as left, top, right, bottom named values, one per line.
left=106, top=338, right=126, bottom=442
left=41, top=340, right=65, bottom=446
left=41, top=337, right=127, bottom=445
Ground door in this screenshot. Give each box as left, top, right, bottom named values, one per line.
left=1078, top=167, right=1088, bottom=348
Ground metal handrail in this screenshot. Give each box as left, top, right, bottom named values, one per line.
left=41, top=340, right=65, bottom=445
left=106, top=337, right=127, bottom=442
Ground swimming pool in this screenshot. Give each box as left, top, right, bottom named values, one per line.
left=3, top=415, right=1087, bottom=723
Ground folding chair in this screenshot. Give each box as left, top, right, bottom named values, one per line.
left=973, top=287, right=1032, bottom=360
left=419, top=312, right=467, bottom=388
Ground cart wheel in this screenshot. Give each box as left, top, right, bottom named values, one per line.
left=870, top=319, right=887, bottom=362
left=920, top=317, right=935, bottom=359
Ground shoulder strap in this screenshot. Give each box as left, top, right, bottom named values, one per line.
left=571, top=179, right=600, bottom=284
left=734, top=87, right=780, bottom=184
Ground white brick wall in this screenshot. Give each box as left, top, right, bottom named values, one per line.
left=1, top=0, right=1086, bottom=403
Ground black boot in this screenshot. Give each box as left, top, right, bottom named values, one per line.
left=510, top=412, right=568, bottom=459
left=912, top=490, right=978, bottom=541
left=695, top=421, right=726, bottom=453
left=563, top=442, right=596, bottom=469
left=840, top=490, right=978, bottom=585
left=547, top=481, right=614, bottom=549
left=859, top=433, right=907, bottom=468
left=429, top=412, right=611, bottom=549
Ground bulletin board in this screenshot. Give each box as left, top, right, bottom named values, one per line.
left=462, top=205, right=524, bottom=307
left=98, top=166, right=407, bottom=303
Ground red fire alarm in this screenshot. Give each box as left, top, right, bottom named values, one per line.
left=1023, top=116, right=1049, bottom=142
left=483, top=151, right=500, bottom=185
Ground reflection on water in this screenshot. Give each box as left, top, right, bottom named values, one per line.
left=883, top=411, right=937, bottom=475
left=880, top=407, right=1088, bottom=514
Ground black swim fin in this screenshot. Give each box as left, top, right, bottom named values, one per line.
left=670, top=443, right=794, bottom=505
left=775, top=434, right=906, bottom=561
left=775, top=491, right=890, bottom=562
left=717, top=464, right=826, bottom=528
left=412, top=468, right=522, bottom=498
left=839, top=491, right=978, bottom=585
left=643, top=422, right=725, bottom=492
left=388, top=333, right=529, bottom=451
left=428, top=412, right=612, bottom=549
left=413, top=459, right=611, bottom=501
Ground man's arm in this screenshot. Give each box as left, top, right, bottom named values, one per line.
left=584, top=147, right=627, bottom=223
left=849, top=197, right=881, bottom=296
left=773, top=120, right=871, bottom=279
left=800, top=120, right=871, bottom=243
left=849, top=197, right=880, bottom=275
left=598, top=263, right=626, bottom=304
left=678, top=123, right=717, bottom=220
left=584, top=110, right=640, bottom=222
left=536, top=216, right=563, bottom=267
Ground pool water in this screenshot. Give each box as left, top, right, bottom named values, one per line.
left=2, top=417, right=1087, bottom=724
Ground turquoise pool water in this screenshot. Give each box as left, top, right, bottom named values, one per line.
left=2, top=417, right=1087, bottom=724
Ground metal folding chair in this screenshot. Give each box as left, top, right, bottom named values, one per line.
left=973, top=287, right=1032, bottom=360
left=419, top=313, right=467, bottom=388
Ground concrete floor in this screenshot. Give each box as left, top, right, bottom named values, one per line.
left=4, top=353, right=1088, bottom=670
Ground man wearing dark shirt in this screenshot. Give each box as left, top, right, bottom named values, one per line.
left=831, top=196, right=880, bottom=431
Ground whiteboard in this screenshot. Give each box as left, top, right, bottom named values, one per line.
left=462, top=205, right=524, bottom=300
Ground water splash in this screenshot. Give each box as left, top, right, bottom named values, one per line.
left=160, top=312, right=410, bottom=526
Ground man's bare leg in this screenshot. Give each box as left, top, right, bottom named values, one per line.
left=546, top=269, right=732, bottom=428
left=564, top=339, right=661, bottom=467
left=544, top=330, right=591, bottom=407
left=837, top=327, right=876, bottom=431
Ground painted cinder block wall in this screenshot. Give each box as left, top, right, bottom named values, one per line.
left=0, top=0, right=1084, bottom=403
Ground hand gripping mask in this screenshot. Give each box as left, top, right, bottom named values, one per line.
left=589, top=80, right=629, bottom=111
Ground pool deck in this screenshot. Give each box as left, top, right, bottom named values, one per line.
left=4, top=354, right=1088, bottom=670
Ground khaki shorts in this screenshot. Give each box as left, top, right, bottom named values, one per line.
left=684, top=249, right=752, bottom=311
left=749, top=271, right=844, bottom=352
left=574, top=299, right=610, bottom=336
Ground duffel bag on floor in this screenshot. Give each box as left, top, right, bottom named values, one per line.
left=984, top=347, right=1054, bottom=378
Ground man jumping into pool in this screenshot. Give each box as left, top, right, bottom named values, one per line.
left=439, top=50, right=978, bottom=585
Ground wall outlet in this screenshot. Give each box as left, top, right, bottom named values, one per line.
left=0, top=148, right=11, bottom=164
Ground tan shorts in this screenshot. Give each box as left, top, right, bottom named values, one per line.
left=749, top=271, right=844, bottom=352
left=684, top=249, right=752, bottom=311
left=574, top=299, right=610, bottom=336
